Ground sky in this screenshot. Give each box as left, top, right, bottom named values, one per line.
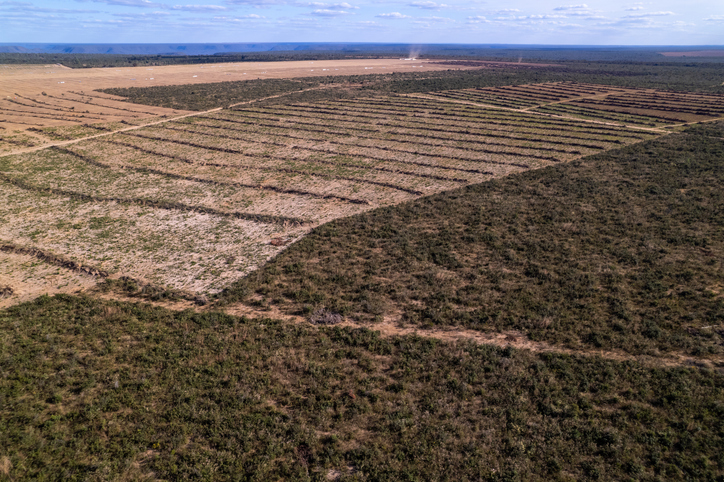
left=0, top=0, right=722, bottom=45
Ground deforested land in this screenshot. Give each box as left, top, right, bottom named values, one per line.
left=0, top=53, right=723, bottom=480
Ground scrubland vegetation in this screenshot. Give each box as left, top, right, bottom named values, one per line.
left=219, top=122, right=724, bottom=359
left=1, top=294, right=723, bottom=480
left=1, top=60, right=723, bottom=479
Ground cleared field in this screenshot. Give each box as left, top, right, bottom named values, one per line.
left=0, top=84, right=662, bottom=297
left=425, top=81, right=724, bottom=127
left=0, top=59, right=467, bottom=152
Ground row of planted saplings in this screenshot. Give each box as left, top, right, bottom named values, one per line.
left=534, top=105, right=661, bottom=127
left=0, top=242, right=108, bottom=277
left=616, top=92, right=724, bottom=107
left=337, top=100, right=648, bottom=138
left=429, top=91, right=537, bottom=108
left=113, top=132, right=383, bottom=203
left=67, top=91, right=161, bottom=116
left=9, top=95, right=99, bottom=117
left=584, top=95, right=724, bottom=113
left=573, top=98, right=720, bottom=118
left=108, top=134, right=470, bottom=187
left=479, top=87, right=567, bottom=102
left=145, top=125, right=449, bottom=195
left=1, top=104, right=105, bottom=124
left=54, top=144, right=343, bottom=214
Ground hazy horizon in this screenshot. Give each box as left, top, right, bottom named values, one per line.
left=1, top=0, right=722, bottom=46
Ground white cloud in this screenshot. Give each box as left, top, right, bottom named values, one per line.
left=623, top=10, right=674, bottom=18
left=225, top=0, right=287, bottom=5
left=376, top=11, right=409, bottom=18
left=213, top=13, right=264, bottom=19
left=296, top=1, right=358, bottom=8
left=311, top=8, right=351, bottom=15
left=78, top=0, right=166, bottom=7
left=408, top=1, right=447, bottom=10
left=0, top=4, right=100, bottom=13
left=625, top=6, right=644, bottom=11
left=497, top=14, right=568, bottom=21
left=554, top=4, right=588, bottom=11
left=113, top=10, right=171, bottom=16
left=418, top=15, right=452, bottom=21
left=704, top=15, right=724, bottom=21
left=172, top=4, right=228, bottom=11
left=467, top=15, right=489, bottom=23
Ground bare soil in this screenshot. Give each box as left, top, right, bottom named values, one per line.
left=0, top=250, right=97, bottom=308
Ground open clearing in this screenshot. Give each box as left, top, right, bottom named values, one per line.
left=1, top=75, right=694, bottom=296
left=0, top=58, right=466, bottom=151
left=3, top=68, right=724, bottom=298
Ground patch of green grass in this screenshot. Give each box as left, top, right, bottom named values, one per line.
left=219, top=122, right=724, bottom=357
left=1, top=294, right=723, bottom=480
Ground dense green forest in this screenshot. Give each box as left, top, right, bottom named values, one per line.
left=2, top=289, right=723, bottom=480
left=0, top=51, right=403, bottom=68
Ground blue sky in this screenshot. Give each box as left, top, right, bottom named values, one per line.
left=0, top=0, right=722, bottom=45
